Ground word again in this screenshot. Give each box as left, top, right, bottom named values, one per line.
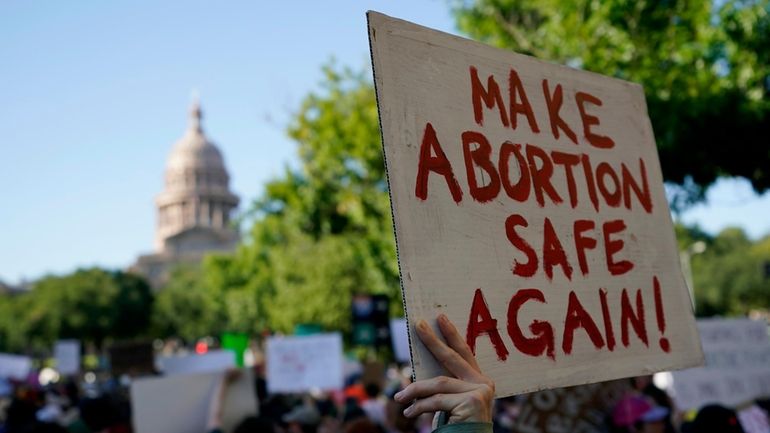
left=465, top=276, right=671, bottom=361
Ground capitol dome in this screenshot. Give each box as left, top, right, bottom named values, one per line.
left=153, top=98, right=239, bottom=252
left=166, top=102, right=227, bottom=173
left=163, top=100, right=231, bottom=193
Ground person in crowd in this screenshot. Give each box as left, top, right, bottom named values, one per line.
left=685, top=404, right=745, bottom=433
left=383, top=398, right=418, bottom=433
left=344, top=417, right=386, bottom=433
left=631, top=376, right=676, bottom=433
left=611, top=395, right=669, bottom=433
left=362, top=383, right=387, bottom=427
left=283, top=401, right=322, bottom=433
left=393, top=314, right=494, bottom=433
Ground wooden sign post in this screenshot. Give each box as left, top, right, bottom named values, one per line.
left=368, top=12, right=703, bottom=397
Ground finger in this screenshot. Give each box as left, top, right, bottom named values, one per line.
left=402, top=393, right=463, bottom=418
left=415, top=320, right=482, bottom=383
left=394, top=376, right=477, bottom=402
left=437, top=314, right=481, bottom=373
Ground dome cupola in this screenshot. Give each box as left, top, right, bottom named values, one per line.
left=154, top=97, right=239, bottom=252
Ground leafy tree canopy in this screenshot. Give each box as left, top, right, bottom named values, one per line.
left=0, top=268, right=153, bottom=352
left=453, top=0, right=770, bottom=208
left=676, top=223, right=770, bottom=316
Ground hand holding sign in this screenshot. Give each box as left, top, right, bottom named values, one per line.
left=395, top=314, right=494, bottom=424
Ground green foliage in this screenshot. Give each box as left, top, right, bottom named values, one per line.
left=453, top=0, right=770, bottom=207
left=151, top=265, right=223, bottom=342
left=676, top=224, right=770, bottom=316
left=198, top=65, right=400, bottom=336
left=0, top=268, right=154, bottom=352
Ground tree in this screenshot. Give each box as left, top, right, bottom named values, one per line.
left=690, top=228, right=770, bottom=316
left=0, top=268, right=154, bottom=352
left=453, top=0, right=770, bottom=208
left=111, top=271, right=154, bottom=339
left=673, top=223, right=770, bottom=316
left=205, top=65, right=400, bottom=335
left=151, top=265, right=223, bottom=342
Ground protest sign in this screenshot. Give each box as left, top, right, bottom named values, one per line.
left=513, top=380, right=630, bottom=433
left=352, top=294, right=391, bottom=347
left=158, top=350, right=236, bottom=376
left=390, top=318, right=410, bottom=363
left=131, top=368, right=257, bottom=433
left=222, top=333, right=249, bottom=367
left=368, top=12, right=703, bottom=396
left=109, top=341, right=155, bottom=376
left=54, top=340, right=80, bottom=376
left=669, top=318, right=770, bottom=410
left=0, top=354, right=32, bottom=380
left=266, top=333, right=343, bottom=393
left=738, top=405, right=770, bottom=433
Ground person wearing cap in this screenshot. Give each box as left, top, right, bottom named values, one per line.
left=393, top=314, right=493, bottom=433
left=611, top=395, right=669, bottom=433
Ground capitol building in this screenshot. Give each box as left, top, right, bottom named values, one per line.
left=131, top=99, right=240, bottom=288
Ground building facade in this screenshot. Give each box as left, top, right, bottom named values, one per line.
left=131, top=99, right=239, bottom=288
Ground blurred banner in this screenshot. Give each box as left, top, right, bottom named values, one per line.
left=222, top=333, right=249, bottom=367
left=266, top=333, right=343, bottom=393
left=352, top=294, right=391, bottom=348
left=54, top=340, right=80, bottom=376
left=670, top=318, right=770, bottom=410
left=389, top=318, right=410, bottom=363
left=0, top=353, right=32, bottom=380
left=738, top=404, right=770, bottom=433
left=131, top=368, right=256, bottom=433
left=158, top=350, right=236, bottom=376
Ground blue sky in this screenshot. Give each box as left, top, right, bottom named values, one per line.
left=1, top=1, right=769, bottom=283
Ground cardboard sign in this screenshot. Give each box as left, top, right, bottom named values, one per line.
left=54, top=340, right=80, bottom=376
left=670, top=319, right=770, bottom=410
left=222, top=333, right=249, bottom=367
left=131, top=368, right=257, bottom=433
left=368, top=12, right=703, bottom=396
left=266, top=333, right=343, bottom=393
left=514, top=380, right=630, bottom=433
left=0, top=354, right=32, bottom=380
left=109, top=341, right=155, bottom=376
left=390, top=318, right=411, bottom=363
left=158, top=350, right=236, bottom=376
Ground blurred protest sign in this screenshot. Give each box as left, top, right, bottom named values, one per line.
left=0, top=354, right=32, bottom=380
left=368, top=12, right=702, bottom=396
left=670, top=318, right=770, bottom=410
left=738, top=404, right=770, bottom=433
left=222, top=333, right=249, bottom=367
left=390, top=318, right=410, bottom=363
left=513, top=380, right=630, bottom=433
left=352, top=294, right=391, bottom=347
left=159, top=350, right=236, bottom=376
left=109, top=341, right=154, bottom=377
left=266, top=333, right=343, bottom=393
left=738, top=405, right=770, bottom=433
left=54, top=340, right=80, bottom=376
left=131, top=368, right=256, bottom=433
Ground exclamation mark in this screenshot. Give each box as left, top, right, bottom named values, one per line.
left=653, top=276, right=670, bottom=352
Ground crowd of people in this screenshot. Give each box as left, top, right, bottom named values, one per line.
left=0, top=316, right=767, bottom=433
